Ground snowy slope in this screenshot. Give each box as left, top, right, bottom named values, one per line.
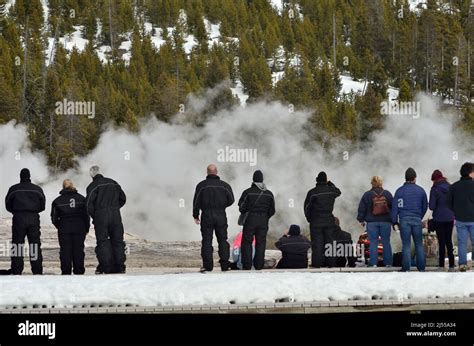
left=0, top=272, right=472, bottom=308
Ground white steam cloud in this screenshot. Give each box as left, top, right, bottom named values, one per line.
left=0, top=94, right=472, bottom=243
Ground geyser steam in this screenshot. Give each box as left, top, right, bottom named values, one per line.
left=0, top=93, right=471, bottom=242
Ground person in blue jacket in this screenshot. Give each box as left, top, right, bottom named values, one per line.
left=357, top=176, right=394, bottom=267
left=392, top=168, right=428, bottom=272
left=428, top=169, right=455, bottom=271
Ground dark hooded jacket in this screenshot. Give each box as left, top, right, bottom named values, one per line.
left=238, top=182, right=275, bottom=218
left=5, top=178, right=46, bottom=214
left=51, top=188, right=90, bottom=233
left=429, top=179, right=455, bottom=222
left=86, top=174, right=126, bottom=218
left=304, top=181, right=341, bottom=226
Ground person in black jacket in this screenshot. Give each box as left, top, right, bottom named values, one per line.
left=275, top=225, right=310, bottom=269
left=5, top=168, right=45, bottom=275
left=51, top=179, right=90, bottom=275
left=446, top=162, right=474, bottom=272
left=193, top=164, right=234, bottom=272
left=238, top=170, right=275, bottom=270
left=304, top=171, right=341, bottom=268
left=86, top=165, right=127, bottom=274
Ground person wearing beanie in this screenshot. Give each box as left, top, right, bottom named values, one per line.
left=86, top=166, right=127, bottom=274
left=447, top=162, right=474, bottom=271
left=193, top=164, right=234, bottom=272
left=391, top=167, right=428, bottom=272
left=51, top=179, right=90, bottom=275
left=4, top=168, right=46, bottom=275
left=304, top=171, right=341, bottom=268
left=275, top=225, right=311, bottom=269
left=428, top=170, right=455, bottom=271
left=238, top=170, right=275, bottom=270
left=357, top=176, right=394, bottom=267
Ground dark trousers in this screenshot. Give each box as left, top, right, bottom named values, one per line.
left=200, top=210, right=230, bottom=271
left=93, top=209, right=126, bottom=273
left=11, top=213, right=43, bottom=275
left=242, top=214, right=269, bottom=270
left=58, top=232, right=86, bottom=274
left=310, top=225, right=336, bottom=268
left=434, top=221, right=455, bottom=268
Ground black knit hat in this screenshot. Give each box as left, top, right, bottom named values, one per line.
left=405, top=167, right=417, bottom=181
left=253, top=170, right=263, bottom=183
left=288, top=224, right=300, bottom=236
left=20, top=168, right=31, bottom=180
left=316, top=171, right=327, bottom=183
left=460, top=162, right=474, bottom=178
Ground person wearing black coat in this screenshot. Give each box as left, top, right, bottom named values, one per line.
left=238, top=170, right=275, bottom=270
left=4, top=168, right=45, bottom=275
left=446, top=162, right=474, bottom=271
left=275, top=225, right=310, bottom=269
left=51, top=179, right=90, bottom=275
left=86, top=165, right=127, bottom=274
left=193, top=164, right=234, bottom=272
left=304, top=172, right=341, bottom=268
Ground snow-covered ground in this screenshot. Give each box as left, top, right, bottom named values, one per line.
left=0, top=272, right=472, bottom=308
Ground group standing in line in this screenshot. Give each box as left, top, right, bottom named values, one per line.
left=192, top=162, right=474, bottom=272
left=1, top=166, right=127, bottom=275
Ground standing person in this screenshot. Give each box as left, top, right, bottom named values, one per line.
left=238, top=170, right=275, bottom=270
left=428, top=170, right=455, bottom=271
left=304, top=172, right=341, bottom=268
left=357, top=176, right=394, bottom=267
left=447, top=162, right=474, bottom=272
left=51, top=179, right=90, bottom=275
left=5, top=168, right=45, bottom=275
left=193, top=164, right=234, bottom=272
left=392, top=168, right=428, bottom=272
left=275, top=225, right=310, bottom=269
left=86, top=165, right=127, bottom=274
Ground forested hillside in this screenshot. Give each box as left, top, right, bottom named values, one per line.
left=0, top=0, right=472, bottom=170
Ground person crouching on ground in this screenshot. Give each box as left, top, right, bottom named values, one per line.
left=275, top=225, right=310, bottom=269
left=51, top=179, right=90, bottom=275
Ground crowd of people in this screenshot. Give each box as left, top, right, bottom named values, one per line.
left=193, top=162, right=474, bottom=272
left=0, top=166, right=127, bottom=275
left=0, top=161, right=472, bottom=275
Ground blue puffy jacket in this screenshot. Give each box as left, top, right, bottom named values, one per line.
left=429, top=180, right=454, bottom=222
left=391, top=182, right=428, bottom=223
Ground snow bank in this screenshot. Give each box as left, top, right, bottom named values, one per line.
left=0, top=272, right=472, bottom=308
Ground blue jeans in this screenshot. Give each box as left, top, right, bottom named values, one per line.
left=400, top=217, right=425, bottom=271
left=366, top=222, right=393, bottom=266
left=456, top=221, right=474, bottom=265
